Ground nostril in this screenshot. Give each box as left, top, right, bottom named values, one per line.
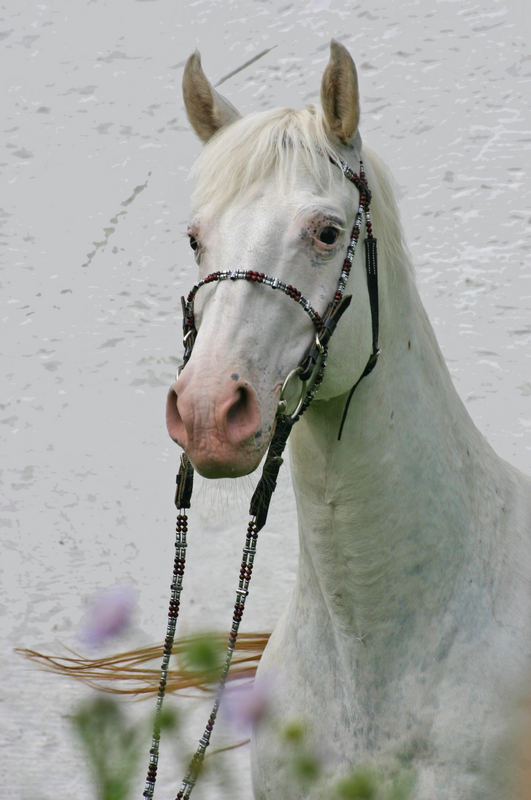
left=225, top=384, right=260, bottom=444
left=227, top=387, right=249, bottom=427
left=166, top=387, right=186, bottom=445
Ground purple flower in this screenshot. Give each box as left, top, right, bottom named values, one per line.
left=221, top=678, right=272, bottom=736
left=80, top=585, right=137, bottom=648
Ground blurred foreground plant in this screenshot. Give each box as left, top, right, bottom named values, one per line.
left=333, top=767, right=414, bottom=800
left=73, top=697, right=140, bottom=800
left=72, top=697, right=178, bottom=800
left=79, top=585, right=137, bottom=649
left=178, top=631, right=225, bottom=684
left=280, top=720, right=414, bottom=800
left=67, top=623, right=413, bottom=800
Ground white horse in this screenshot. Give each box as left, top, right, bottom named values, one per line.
left=167, top=41, right=531, bottom=799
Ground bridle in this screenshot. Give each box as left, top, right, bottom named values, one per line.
left=181, top=157, right=379, bottom=429
left=143, top=157, right=380, bottom=799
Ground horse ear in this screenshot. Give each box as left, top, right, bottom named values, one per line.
left=320, top=40, right=360, bottom=145
left=182, top=51, right=241, bottom=143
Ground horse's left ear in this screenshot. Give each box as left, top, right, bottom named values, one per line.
left=183, top=51, right=241, bottom=143
left=320, top=40, right=360, bottom=145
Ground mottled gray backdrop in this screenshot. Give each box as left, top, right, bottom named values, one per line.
left=1, top=1, right=530, bottom=798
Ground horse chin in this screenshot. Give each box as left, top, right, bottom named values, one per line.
left=185, top=443, right=264, bottom=479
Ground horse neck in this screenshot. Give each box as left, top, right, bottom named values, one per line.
left=289, top=253, right=503, bottom=650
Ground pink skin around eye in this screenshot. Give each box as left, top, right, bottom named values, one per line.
left=187, top=222, right=201, bottom=242
left=298, top=212, right=343, bottom=252
left=187, top=226, right=202, bottom=260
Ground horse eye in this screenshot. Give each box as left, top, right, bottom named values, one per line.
left=189, top=235, right=199, bottom=251
left=318, top=226, right=339, bottom=245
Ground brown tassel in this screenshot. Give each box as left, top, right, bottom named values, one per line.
left=16, top=632, right=270, bottom=697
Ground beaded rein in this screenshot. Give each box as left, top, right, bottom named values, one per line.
left=143, top=159, right=379, bottom=800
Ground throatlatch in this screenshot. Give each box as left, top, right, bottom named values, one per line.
left=143, top=160, right=379, bottom=800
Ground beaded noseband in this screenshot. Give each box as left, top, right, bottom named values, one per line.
left=143, top=158, right=380, bottom=799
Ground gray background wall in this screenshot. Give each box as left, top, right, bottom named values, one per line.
left=2, top=1, right=530, bottom=797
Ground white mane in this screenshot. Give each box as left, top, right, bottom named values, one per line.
left=191, top=105, right=338, bottom=217
left=361, top=145, right=415, bottom=278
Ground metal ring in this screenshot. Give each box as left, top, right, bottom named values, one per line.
left=277, top=366, right=306, bottom=420
left=314, top=333, right=326, bottom=355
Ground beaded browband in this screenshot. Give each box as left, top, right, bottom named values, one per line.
left=143, top=158, right=380, bottom=800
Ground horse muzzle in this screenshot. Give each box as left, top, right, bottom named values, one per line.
left=165, top=374, right=265, bottom=478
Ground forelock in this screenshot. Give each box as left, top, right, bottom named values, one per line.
left=190, top=105, right=340, bottom=218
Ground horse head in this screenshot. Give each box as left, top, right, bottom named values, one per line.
left=166, top=41, right=375, bottom=478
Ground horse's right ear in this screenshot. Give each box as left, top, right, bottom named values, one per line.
left=320, top=40, right=360, bottom=145
left=182, top=51, right=241, bottom=143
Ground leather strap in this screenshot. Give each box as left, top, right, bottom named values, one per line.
left=337, top=235, right=380, bottom=440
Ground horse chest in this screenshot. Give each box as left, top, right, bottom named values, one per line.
left=253, top=579, right=523, bottom=799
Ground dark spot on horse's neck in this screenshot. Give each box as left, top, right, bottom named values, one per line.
left=231, top=373, right=239, bottom=381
